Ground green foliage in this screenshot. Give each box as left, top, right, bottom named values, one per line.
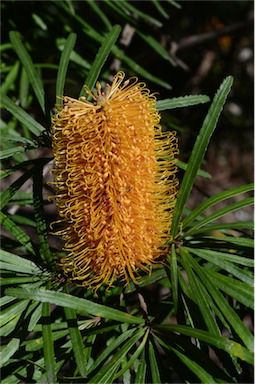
left=1, top=2, right=253, bottom=383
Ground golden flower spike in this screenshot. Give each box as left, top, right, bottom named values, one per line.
left=51, top=71, right=179, bottom=290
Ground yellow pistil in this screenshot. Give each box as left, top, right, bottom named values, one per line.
left=51, top=71, right=179, bottom=290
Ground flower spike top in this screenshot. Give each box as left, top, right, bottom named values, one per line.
left=51, top=71, right=179, bottom=290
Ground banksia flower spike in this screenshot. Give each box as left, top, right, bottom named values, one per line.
left=51, top=72, right=179, bottom=290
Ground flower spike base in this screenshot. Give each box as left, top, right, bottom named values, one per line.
left=51, top=72, right=179, bottom=290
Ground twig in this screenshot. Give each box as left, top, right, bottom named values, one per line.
left=174, top=13, right=253, bottom=52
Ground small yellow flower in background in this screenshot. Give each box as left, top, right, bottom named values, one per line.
left=51, top=71, right=179, bottom=290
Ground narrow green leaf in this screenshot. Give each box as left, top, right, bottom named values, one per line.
left=0, top=338, right=20, bottom=367
left=205, top=270, right=254, bottom=309
left=156, top=95, right=210, bottom=111
left=0, top=295, right=16, bottom=307
left=5, top=288, right=144, bottom=324
left=114, top=328, right=149, bottom=379
left=66, top=49, right=90, bottom=70
left=155, top=334, right=232, bottom=383
left=56, top=32, right=77, bottom=104
left=42, top=301, right=57, bottom=383
left=103, top=0, right=137, bottom=27
left=0, top=375, right=18, bottom=384
left=33, top=164, right=52, bottom=264
left=1, top=134, right=37, bottom=147
left=125, top=268, right=167, bottom=293
left=83, top=334, right=96, bottom=366
left=151, top=0, right=170, bottom=19
left=0, top=147, right=27, bottom=160
left=134, top=348, right=147, bottom=384
left=148, top=340, right=161, bottom=384
left=200, top=235, right=254, bottom=248
left=166, top=244, right=178, bottom=311
left=0, top=250, right=41, bottom=275
left=177, top=270, right=192, bottom=300
left=0, top=316, right=21, bottom=337
left=28, top=303, right=43, bottom=331
left=21, top=300, right=40, bottom=325
left=186, top=197, right=253, bottom=236
left=180, top=248, right=220, bottom=335
left=23, top=329, right=68, bottom=352
left=186, top=247, right=253, bottom=267
left=0, top=211, right=36, bottom=255
left=171, top=347, right=217, bottom=383
left=154, top=324, right=253, bottom=364
left=8, top=191, right=33, bottom=206
left=190, top=259, right=254, bottom=350
left=0, top=93, right=45, bottom=136
left=0, top=43, right=13, bottom=52
left=2, top=359, right=43, bottom=384
left=87, top=1, right=112, bottom=29
left=179, top=250, right=254, bottom=320
left=183, top=221, right=254, bottom=236
left=1, top=301, right=40, bottom=341
left=0, top=160, right=23, bottom=180
left=87, top=328, right=136, bottom=375
left=1, top=261, right=37, bottom=275
left=0, top=299, right=29, bottom=327
left=32, top=13, right=48, bottom=31
left=177, top=160, right=212, bottom=179
left=0, top=168, right=16, bottom=179
left=68, top=320, right=122, bottom=335
left=88, top=328, right=145, bottom=384
left=33, top=318, right=101, bottom=332
left=9, top=31, right=45, bottom=114
left=187, top=247, right=253, bottom=285
left=0, top=276, right=40, bottom=285
left=118, top=0, right=163, bottom=27
left=165, top=0, right=181, bottom=9
left=64, top=306, right=87, bottom=377
left=171, top=76, right=234, bottom=237
left=33, top=359, right=64, bottom=383
left=138, top=31, right=175, bottom=65
left=89, top=359, right=120, bottom=384
left=80, top=25, right=121, bottom=97
left=0, top=61, right=20, bottom=94
left=8, top=214, right=37, bottom=228
left=178, top=270, right=228, bottom=336
left=114, top=47, right=172, bottom=89
left=55, top=1, right=101, bottom=41
left=19, top=66, right=30, bottom=108
left=183, top=183, right=254, bottom=230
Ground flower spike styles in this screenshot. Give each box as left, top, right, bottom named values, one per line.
left=51, top=72, right=179, bottom=290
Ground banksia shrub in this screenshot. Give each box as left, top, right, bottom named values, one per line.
left=51, top=71, right=179, bottom=290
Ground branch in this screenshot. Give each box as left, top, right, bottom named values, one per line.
left=175, top=12, right=253, bottom=52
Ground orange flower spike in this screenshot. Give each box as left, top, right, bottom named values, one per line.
left=51, top=72, right=179, bottom=290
